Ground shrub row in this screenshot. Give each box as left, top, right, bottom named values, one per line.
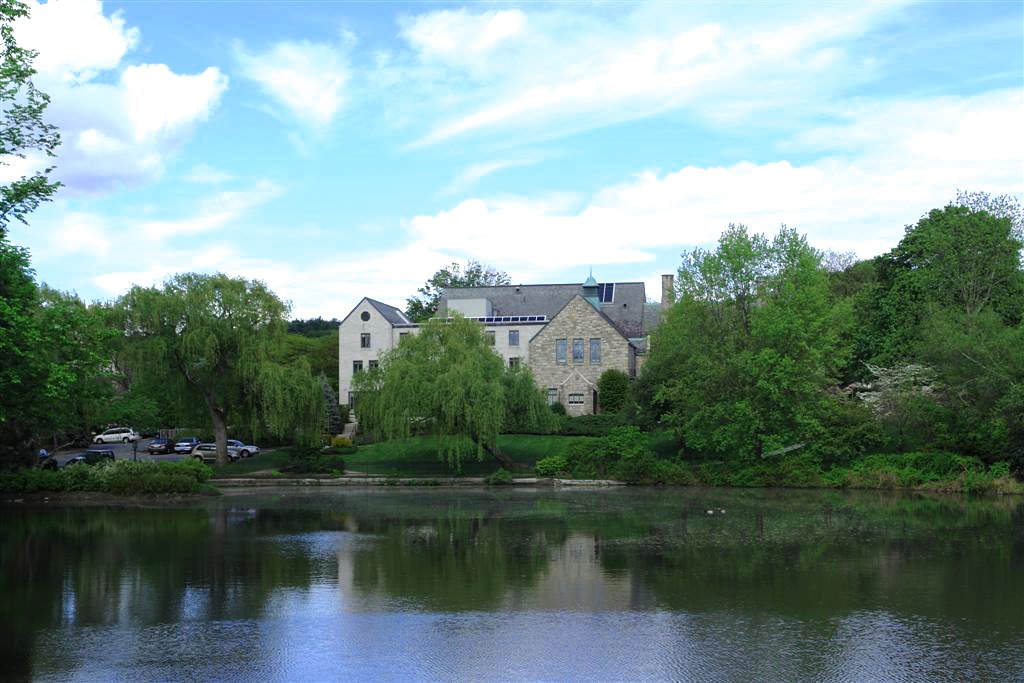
left=0, top=459, right=214, bottom=495
left=534, top=439, right=1022, bottom=494
left=284, top=446, right=347, bottom=474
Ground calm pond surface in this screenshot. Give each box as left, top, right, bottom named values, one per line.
left=1, top=487, right=1022, bottom=682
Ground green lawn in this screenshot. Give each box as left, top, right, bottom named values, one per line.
left=348, top=434, right=591, bottom=476
left=209, top=434, right=594, bottom=478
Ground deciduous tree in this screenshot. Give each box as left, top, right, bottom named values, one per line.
left=405, top=260, right=511, bottom=322
left=118, top=273, right=323, bottom=465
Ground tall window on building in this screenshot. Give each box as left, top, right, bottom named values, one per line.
left=590, top=338, right=601, bottom=364
left=352, top=360, right=363, bottom=374
left=572, top=338, right=584, bottom=364
left=360, top=333, right=371, bottom=348
left=547, top=388, right=559, bottom=405
left=485, top=330, right=495, bottom=346
left=555, top=339, right=567, bottom=365
left=368, top=360, right=379, bottom=371
left=568, top=393, right=584, bottom=405
left=509, top=357, right=520, bottom=369
left=508, top=330, right=519, bottom=346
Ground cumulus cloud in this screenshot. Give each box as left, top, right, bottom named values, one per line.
left=9, top=0, right=227, bottom=193
left=235, top=40, right=351, bottom=127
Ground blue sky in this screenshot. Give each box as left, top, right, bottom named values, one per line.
left=4, top=0, right=1022, bottom=318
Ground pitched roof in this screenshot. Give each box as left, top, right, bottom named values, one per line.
left=439, top=281, right=648, bottom=337
left=366, top=298, right=411, bottom=325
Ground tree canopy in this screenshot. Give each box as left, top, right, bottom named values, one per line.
left=405, top=260, right=511, bottom=322
left=638, top=225, right=850, bottom=460
left=0, top=0, right=60, bottom=232
left=353, top=315, right=553, bottom=470
left=118, top=273, right=323, bottom=464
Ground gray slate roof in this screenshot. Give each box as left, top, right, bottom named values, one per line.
left=439, top=282, right=649, bottom=338
left=366, top=298, right=411, bottom=325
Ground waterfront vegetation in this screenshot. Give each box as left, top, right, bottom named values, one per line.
left=0, top=458, right=214, bottom=494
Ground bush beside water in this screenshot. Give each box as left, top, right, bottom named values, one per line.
left=0, top=459, right=214, bottom=495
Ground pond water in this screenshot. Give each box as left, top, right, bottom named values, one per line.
left=1, top=488, right=1022, bottom=681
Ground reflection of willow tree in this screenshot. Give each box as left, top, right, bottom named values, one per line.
left=0, top=506, right=339, bottom=679
left=349, top=500, right=570, bottom=611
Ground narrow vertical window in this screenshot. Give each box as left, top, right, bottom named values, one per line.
left=547, top=388, right=559, bottom=405
left=572, top=338, right=584, bottom=364
left=555, top=339, right=567, bottom=365
left=590, top=338, right=601, bottom=364
left=360, top=333, right=371, bottom=348
left=352, top=360, right=363, bottom=374
left=508, top=330, right=519, bottom=346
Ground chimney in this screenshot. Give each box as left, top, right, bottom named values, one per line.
left=661, top=274, right=675, bottom=308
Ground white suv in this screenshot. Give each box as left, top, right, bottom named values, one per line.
left=94, top=427, right=139, bottom=444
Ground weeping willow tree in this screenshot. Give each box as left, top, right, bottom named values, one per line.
left=118, top=273, right=323, bottom=465
left=353, top=315, right=553, bottom=471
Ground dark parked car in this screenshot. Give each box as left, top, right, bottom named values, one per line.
left=148, top=437, right=175, bottom=455
left=174, top=437, right=201, bottom=454
left=192, top=443, right=239, bottom=464
left=65, top=448, right=116, bottom=467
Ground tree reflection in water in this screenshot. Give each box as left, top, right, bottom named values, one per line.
left=0, top=489, right=1021, bottom=681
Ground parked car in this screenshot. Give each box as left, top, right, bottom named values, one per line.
left=227, top=439, right=260, bottom=458
left=174, top=437, right=201, bottom=454
left=192, top=443, right=240, bottom=464
left=94, top=427, right=139, bottom=444
left=65, top=448, right=116, bottom=466
left=147, top=437, right=175, bottom=455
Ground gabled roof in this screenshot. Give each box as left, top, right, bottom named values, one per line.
left=439, top=281, right=648, bottom=337
left=366, top=298, right=411, bottom=325
left=340, top=297, right=411, bottom=327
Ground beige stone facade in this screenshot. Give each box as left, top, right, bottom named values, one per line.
left=527, top=295, right=635, bottom=416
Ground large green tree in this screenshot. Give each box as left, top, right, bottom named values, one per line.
left=405, top=260, right=511, bottom=322
left=0, top=0, right=60, bottom=232
left=638, top=225, right=851, bottom=460
left=353, top=315, right=553, bottom=470
left=118, top=273, right=323, bottom=465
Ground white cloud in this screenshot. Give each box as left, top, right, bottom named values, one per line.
left=17, top=0, right=139, bottom=83
left=9, top=0, right=227, bottom=193
left=235, top=40, right=350, bottom=127
left=392, top=2, right=906, bottom=147
left=404, top=89, right=1024, bottom=272
left=51, top=212, right=111, bottom=258
left=142, top=180, right=283, bottom=240
left=440, top=157, right=542, bottom=195
left=400, top=8, right=527, bottom=62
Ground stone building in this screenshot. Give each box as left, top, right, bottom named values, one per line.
left=338, top=273, right=672, bottom=415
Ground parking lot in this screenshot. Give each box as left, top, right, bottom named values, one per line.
left=48, top=439, right=193, bottom=467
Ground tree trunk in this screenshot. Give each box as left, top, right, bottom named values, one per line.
left=202, top=394, right=230, bottom=466
left=481, top=442, right=528, bottom=471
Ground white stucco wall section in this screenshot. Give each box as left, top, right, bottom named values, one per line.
left=338, top=299, right=397, bottom=405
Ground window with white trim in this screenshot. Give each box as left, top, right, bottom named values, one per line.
left=360, top=333, right=371, bottom=348
left=568, top=393, right=584, bottom=405
left=509, top=357, right=520, bottom=369
left=590, top=338, right=601, bottom=364
left=352, top=361, right=363, bottom=374
left=508, top=330, right=519, bottom=346
left=572, top=338, right=584, bottom=364
left=547, top=388, right=559, bottom=405
left=368, top=360, right=379, bottom=371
